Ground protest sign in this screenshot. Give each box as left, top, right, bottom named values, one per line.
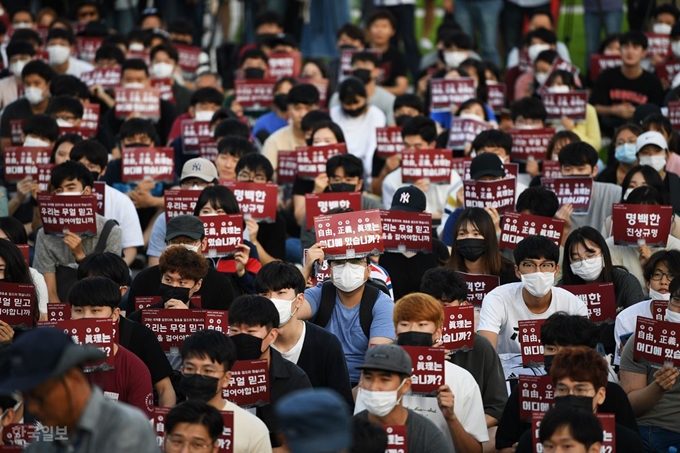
left=313, top=209, right=383, bottom=259
left=611, top=203, right=673, bottom=247
left=38, top=194, right=97, bottom=236
left=499, top=212, right=565, bottom=250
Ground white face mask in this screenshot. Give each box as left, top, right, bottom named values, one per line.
left=12, top=22, right=32, bottom=29
left=521, top=271, right=554, bottom=298
left=547, top=85, right=570, bottom=94
left=167, top=243, right=201, bottom=253
left=535, top=72, right=548, bottom=85
left=358, top=379, right=406, bottom=417
left=129, top=43, right=145, bottom=52
left=152, top=62, right=175, bottom=79
left=270, top=296, right=299, bottom=327
left=56, top=118, right=74, bottom=128
left=673, top=41, right=680, bottom=58
left=194, top=110, right=214, bottom=122
left=665, top=308, right=680, bottom=323
left=10, top=59, right=28, bottom=77
left=124, top=82, right=146, bottom=89
left=649, top=288, right=670, bottom=301
left=623, top=187, right=634, bottom=200
left=57, top=190, right=85, bottom=196
left=47, top=45, right=71, bottom=65
left=444, top=51, right=468, bottom=68
left=331, top=262, right=367, bottom=293
left=23, top=136, right=50, bottom=147
left=188, top=185, right=204, bottom=191
left=24, top=86, right=45, bottom=105
left=528, top=43, right=551, bottom=62
left=639, top=155, right=667, bottom=172
left=570, top=256, right=604, bottom=282
left=654, top=22, right=673, bottom=35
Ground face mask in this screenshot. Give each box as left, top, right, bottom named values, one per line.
left=528, top=43, right=551, bottom=62
left=397, top=331, right=434, bottom=347
left=270, top=296, right=298, bottom=327
left=24, top=87, right=45, bottom=105
left=180, top=374, right=219, bottom=402
left=358, top=379, right=407, bottom=417
left=231, top=333, right=264, bottom=360
left=332, top=262, right=367, bottom=293
left=535, top=72, right=548, bottom=85
left=124, top=82, right=146, bottom=89
left=47, top=45, right=71, bottom=65
left=243, top=67, right=265, bottom=79
left=273, top=94, right=288, bottom=111
left=544, top=354, right=555, bottom=374
left=125, top=142, right=151, bottom=148
left=654, top=22, right=673, bottom=35
left=24, top=136, right=51, bottom=147
left=639, top=155, right=667, bottom=172
left=159, top=283, right=192, bottom=304
left=328, top=183, right=356, bottom=193
left=444, top=51, right=468, bottom=68
left=152, top=62, right=175, bottom=79
left=623, top=187, right=634, bottom=200
left=57, top=190, right=85, bottom=196
left=129, top=43, right=145, bottom=52
left=352, top=68, right=372, bottom=84
left=521, top=272, right=554, bottom=298
left=10, top=60, right=27, bottom=76
left=56, top=118, right=74, bottom=128
left=665, top=308, right=680, bottom=323
left=13, top=22, right=32, bottom=29
left=90, top=171, right=100, bottom=181
left=570, top=256, right=604, bottom=282
left=342, top=105, right=366, bottom=118
left=649, top=288, right=670, bottom=301
left=547, top=85, right=570, bottom=94
left=615, top=143, right=638, bottom=164
left=457, top=238, right=486, bottom=262
left=194, top=110, right=214, bottom=122
left=554, top=395, right=594, bottom=413
left=395, top=115, right=412, bottom=127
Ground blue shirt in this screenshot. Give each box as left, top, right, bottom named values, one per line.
left=304, top=283, right=395, bottom=383
left=252, top=111, right=288, bottom=138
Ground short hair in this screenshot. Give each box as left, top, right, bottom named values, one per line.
left=619, top=30, right=648, bottom=49
left=95, top=44, right=125, bottom=66
left=190, top=88, right=223, bottom=108
left=10, top=8, right=35, bottom=23
left=515, top=187, right=559, bottom=217
left=643, top=250, right=680, bottom=282
left=68, top=277, right=121, bottom=309
left=47, top=95, right=84, bottom=119
left=420, top=267, right=468, bottom=303
left=443, top=30, right=473, bottom=50
left=337, top=23, right=365, bottom=42
left=562, top=227, right=615, bottom=285
left=301, top=111, right=332, bottom=133
left=546, top=130, right=580, bottom=160
left=193, top=186, right=240, bottom=216
left=311, top=121, right=346, bottom=143
left=626, top=185, right=664, bottom=205
left=235, top=153, right=274, bottom=181
left=351, top=51, right=380, bottom=67
left=550, top=346, right=608, bottom=391
left=24, top=114, right=59, bottom=142
left=351, top=417, right=388, bottom=453
left=401, top=116, right=437, bottom=143
left=181, top=329, right=237, bottom=371
left=287, top=84, right=320, bottom=106
left=254, top=262, right=306, bottom=295
left=167, top=20, right=194, bottom=37
left=393, top=94, right=424, bottom=114
left=472, top=130, right=512, bottom=156
left=22, top=60, right=56, bottom=83
left=536, top=49, right=558, bottom=65
left=102, top=33, right=129, bottom=50
left=228, top=295, right=279, bottom=330
left=0, top=217, right=28, bottom=244
left=366, top=9, right=396, bottom=29
left=165, top=401, right=224, bottom=444
left=158, top=246, right=209, bottom=283
left=510, top=97, right=547, bottom=123
left=12, top=29, right=41, bottom=48
left=49, top=75, right=90, bottom=99
left=150, top=42, right=178, bottom=63
left=76, top=252, right=131, bottom=286
left=121, top=58, right=149, bottom=77
left=654, top=4, right=680, bottom=20
left=456, top=98, right=489, bottom=121
left=6, top=40, right=36, bottom=59
left=393, top=293, right=445, bottom=330
left=47, top=27, right=75, bottom=46
left=239, top=47, right=268, bottom=67
left=539, top=407, right=603, bottom=448
left=254, top=10, right=284, bottom=30
left=217, top=136, right=256, bottom=158
left=338, top=77, right=366, bottom=104
left=558, top=142, right=599, bottom=168
left=119, top=118, right=158, bottom=142
left=69, top=140, right=108, bottom=170
left=513, top=235, right=559, bottom=263
left=326, top=154, right=364, bottom=179
left=541, top=312, right=599, bottom=348
left=529, top=27, right=557, bottom=45
left=213, top=119, right=250, bottom=141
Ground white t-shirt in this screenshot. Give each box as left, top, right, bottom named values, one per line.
left=614, top=299, right=653, bottom=365
left=222, top=400, right=272, bottom=453
left=354, top=361, right=489, bottom=451
left=382, top=168, right=463, bottom=218
left=30, top=267, right=48, bottom=314
left=104, top=184, right=144, bottom=249
left=477, top=282, right=589, bottom=355
left=65, top=56, right=94, bottom=78
left=272, top=322, right=306, bottom=364
left=330, top=105, right=386, bottom=180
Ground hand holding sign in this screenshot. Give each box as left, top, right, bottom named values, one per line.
left=654, top=364, right=680, bottom=391
left=0, top=320, right=14, bottom=343
left=62, top=231, right=86, bottom=261
left=436, top=385, right=456, bottom=421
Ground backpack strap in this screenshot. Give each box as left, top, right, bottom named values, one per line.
left=312, top=280, right=338, bottom=329
left=358, top=284, right=379, bottom=340
left=95, top=219, right=118, bottom=253
left=314, top=280, right=380, bottom=341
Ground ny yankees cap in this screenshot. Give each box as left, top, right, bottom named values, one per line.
left=180, top=158, right=219, bottom=183
left=390, top=185, right=426, bottom=213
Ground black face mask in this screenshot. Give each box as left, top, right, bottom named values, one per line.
left=352, top=68, right=372, bottom=85
left=159, top=283, right=192, bottom=304
left=544, top=354, right=554, bottom=374
left=180, top=374, right=220, bottom=402
left=90, top=171, right=100, bottom=181
left=457, top=238, right=486, bottom=262
left=339, top=44, right=358, bottom=51
left=124, top=142, right=152, bottom=149
left=342, top=105, right=366, bottom=118
left=395, top=115, right=412, bottom=127
left=273, top=93, right=288, bottom=111
left=243, top=67, right=265, bottom=79
left=231, top=333, right=264, bottom=360
left=554, top=395, right=594, bottom=413
left=328, top=183, right=356, bottom=193
left=397, top=331, right=434, bottom=347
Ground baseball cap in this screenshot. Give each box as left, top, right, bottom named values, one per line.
left=390, top=186, right=426, bottom=213
left=356, top=344, right=413, bottom=376
left=181, top=158, right=218, bottom=183
left=166, top=215, right=204, bottom=241
left=275, top=389, right=352, bottom=453
left=470, top=152, right=506, bottom=180
left=636, top=131, right=667, bottom=153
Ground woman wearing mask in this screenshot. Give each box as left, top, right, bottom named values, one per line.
left=0, top=239, right=42, bottom=337
left=514, top=49, right=556, bottom=101
left=641, top=113, right=680, bottom=175
left=635, top=130, right=680, bottom=214
left=597, top=124, right=642, bottom=185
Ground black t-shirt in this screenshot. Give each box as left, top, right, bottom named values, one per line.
left=292, top=177, right=314, bottom=196
left=589, top=67, right=664, bottom=107
left=257, top=214, right=287, bottom=260
left=118, top=315, right=173, bottom=385
left=102, top=99, right=177, bottom=144
left=515, top=422, right=644, bottom=453
left=0, top=98, right=33, bottom=138
left=379, top=46, right=407, bottom=88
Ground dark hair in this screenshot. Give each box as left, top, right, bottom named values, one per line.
left=539, top=407, right=603, bottom=447
left=442, top=30, right=473, bottom=50
left=68, top=277, right=121, bottom=309
left=448, top=208, right=506, bottom=275
left=562, top=227, right=615, bottom=284
left=159, top=246, right=209, bottom=283
left=274, top=76, right=297, bottom=94
left=239, top=47, right=268, bottom=67
left=190, top=87, right=223, bottom=108
left=23, top=114, right=59, bottom=142
left=193, top=186, right=240, bottom=216
left=235, top=153, right=274, bottom=182
left=47, top=27, right=75, bottom=46
left=558, top=142, right=598, bottom=168
left=21, top=60, right=55, bottom=83
left=472, top=130, right=512, bottom=156
left=229, top=295, right=279, bottom=330
left=541, top=312, right=599, bottom=348
left=515, top=187, right=559, bottom=217
left=546, top=69, right=577, bottom=90
left=337, top=23, right=365, bottom=43
left=598, top=34, right=621, bottom=54
left=338, top=77, right=366, bottom=104
left=301, top=111, right=332, bottom=133
left=643, top=250, right=680, bottom=282
left=165, top=401, right=224, bottom=444
left=254, top=262, right=306, bottom=295
left=620, top=164, right=665, bottom=202
left=455, top=98, right=489, bottom=121
left=51, top=160, right=93, bottom=190
left=514, top=235, right=560, bottom=263
left=47, top=95, right=84, bottom=119
left=619, top=30, right=648, bottom=49
left=49, top=75, right=90, bottom=99
left=311, top=121, right=346, bottom=144
left=366, top=9, right=396, bottom=29
left=102, top=33, right=129, bottom=50
left=181, top=329, right=237, bottom=371
left=150, top=42, right=178, bottom=63
left=351, top=51, right=380, bottom=67
left=529, top=27, right=557, bottom=45
left=217, top=136, right=256, bottom=158
left=326, top=154, right=364, bottom=179
left=510, top=97, right=547, bottom=123
left=10, top=8, right=35, bottom=23
left=6, top=40, right=36, bottom=59
left=535, top=49, right=558, bottom=66
left=255, top=10, right=283, bottom=30
left=214, top=119, right=250, bottom=141
left=51, top=133, right=83, bottom=164
left=653, top=4, right=680, bottom=20
left=69, top=140, right=108, bottom=171
left=95, top=44, right=125, bottom=66
left=12, top=29, right=42, bottom=48
left=0, top=240, right=32, bottom=286
left=351, top=417, right=388, bottom=453
left=550, top=346, right=608, bottom=392
left=420, top=267, right=468, bottom=303
left=167, top=19, right=194, bottom=37
left=401, top=116, right=437, bottom=143
left=546, top=130, right=580, bottom=160
left=393, top=94, right=424, bottom=115
left=0, top=217, right=28, bottom=244
left=76, top=252, right=131, bottom=286
left=625, top=185, right=664, bottom=205
left=119, top=118, right=158, bottom=142
left=121, top=58, right=149, bottom=77
left=641, top=114, right=678, bottom=153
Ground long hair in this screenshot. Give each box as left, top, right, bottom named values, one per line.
left=561, top=226, right=614, bottom=285
left=447, top=208, right=504, bottom=275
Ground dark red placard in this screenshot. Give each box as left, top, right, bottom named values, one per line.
left=153, top=407, right=169, bottom=446
left=75, top=36, right=102, bottom=63
left=508, top=128, right=554, bottom=161
left=656, top=58, right=680, bottom=85
left=181, top=120, right=213, bottom=152
left=142, top=309, right=207, bottom=352
left=612, top=203, right=673, bottom=247
left=16, top=244, right=29, bottom=266
left=463, top=178, right=516, bottom=213
left=429, top=78, right=476, bottom=111
left=518, top=374, right=554, bottom=421
left=36, top=164, right=54, bottom=193
left=198, top=141, right=218, bottom=161
left=519, top=319, right=546, bottom=367
left=401, top=148, right=453, bottom=184
left=114, top=87, right=161, bottom=119
left=3, top=146, right=52, bottom=182
left=461, top=161, right=518, bottom=180
left=9, top=119, right=24, bottom=145
left=313, top=209, right=384, bottom=259
left=234, top=79, right=277, bottom=109
left=487, top=83, right=506, bottom=112
left=456, top=272, right=500, bottom=307
left=0, top=283, right=34, bottom=327
left=447, top=117, right=493, bottom=150
left=296, top=143, right=347, bottom=180
left=451, top=157, right=472, bottom=179
left=542, top=177, right=593, bottom=214
left=589, top=54, right=622, bottom=80
left=276, top=150, right=297, bottom=184
left=267, top=52, right=302, bottom=78
left=543, top=91, right=587, bottom=121
left=542, top=160, right=562, bottom=178
left=2, top=424, right=38, bottom=447
left=379, top=210, right=432, bottom=253
left=652, top=300, right=667, bottom=321
left=92, top=181, right=106, bottom=216
left=46, top=318, right=115, bottom=370
left=376, top=126, right=404, bottom=157
left=401, top=346, right=446, bottom=394
left=223, top=359, right=270, bottom=407
left=384, top=425, right=408, bottom=453
left=199, top=214, right=244, bottom=257
left=669, top=101, right=680, bottom=131
left=441, top=305, right=475, bottom=352
left=47, top=303, right=69, bottom=321
left=598, top=414, right=616, bottom=453
left=633, top=316, right=680, bottom=367
left=499, top=212, right=565, bottom=250
left=646, top=33, right=671, bottom=58
left=126, top=49, right=150, bottom=65
left=164, top=190, right=200, bottom=218
left=217, top=411, right=235, bottom=453
left=338, top=48, right=382, bottom=77
left=122, top=147, right=175, bottom=183
left=175, top=44, right=202, bottom=73
left=38, top=194, right=98, bottom=236
left=531, top=412, right=545, bottom=452
left=82, top=103, right=100, bottom=132
left=81, top=67, right=121, bottom=88
left=562, top=283, right=616, bottom=324
left=518, top=50, right=532, bottom=72
left=221, top=181, right=278, bottom=222
left=305, top=192, right=362, bottom=229
left=205, top=311, right=229, bottom=335
left=150, top=78, right=175, bottom=103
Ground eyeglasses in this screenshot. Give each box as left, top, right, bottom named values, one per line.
left=519, top=261, right=556, bottom=272
left=165, top=436, right=211, bottom=453
left=554, top=384, right=596, bottom=397
left=330, top=258, right=366, bottom=267
left=236, top=171, right=267, bottom=183
left=570, top=255, right=601, bottom=269
left=651, top=271, right=675, bottom=282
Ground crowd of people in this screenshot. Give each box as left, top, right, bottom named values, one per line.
left=0, top=0, right=678, bottom=452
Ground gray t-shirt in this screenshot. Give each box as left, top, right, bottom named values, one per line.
left=330, top=86, right=396, bottom=126
left=569, top=181, right=622, bottom=233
